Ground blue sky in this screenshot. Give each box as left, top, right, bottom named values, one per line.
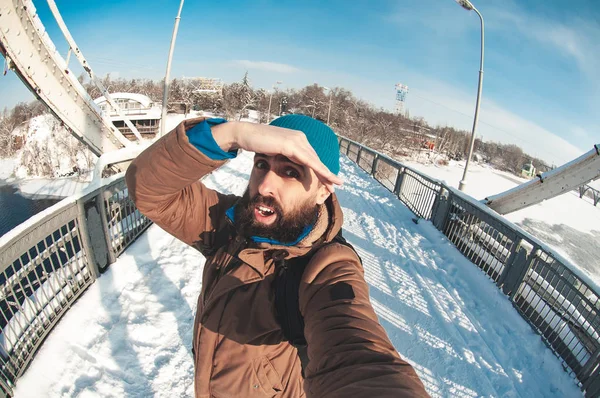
left=1, top=0, right=598, bottom=165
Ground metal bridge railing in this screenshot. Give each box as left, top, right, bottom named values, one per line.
left=579, top=184, right=600, bottom=207
left=0, top=175, right=151, bottom=397
left=338, top=135, right=600, bottom=397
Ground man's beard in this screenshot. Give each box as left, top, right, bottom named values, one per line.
left=234, top=188, right=319, bottom=244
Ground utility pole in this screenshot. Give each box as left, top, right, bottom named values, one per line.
left=160, top=0, right=185, bottom=137
left=267, top=81, right=282, bottom=123
left=455, top=0, right=485, bottom=192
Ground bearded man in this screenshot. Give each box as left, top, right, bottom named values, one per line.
left=126, top=115, right=428, bottom=397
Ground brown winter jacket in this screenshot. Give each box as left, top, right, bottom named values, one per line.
left=126, top=118, right=428, bottom=398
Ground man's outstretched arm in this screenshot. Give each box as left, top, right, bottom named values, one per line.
left=299, top=245, right=429, bottom=397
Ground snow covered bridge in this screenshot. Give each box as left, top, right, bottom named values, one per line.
left=4, top=147, right=586, bottom=397
left=0, top=0, right=597, bottom=396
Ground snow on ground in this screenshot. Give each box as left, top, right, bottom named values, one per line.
left=0, top=157, right=17, bottom=182
left=14, top=151, right=581, bottom=397
left=15, top=178, right=89, bottom=199
left=403, top=159, right=528, bottom=201
left=405, top=159, right=600, bottom=285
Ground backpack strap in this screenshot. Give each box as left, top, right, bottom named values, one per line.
left=274, top=254, right=310, bottom=376
left=274, top=230, right=360, bottom=377
left=274, top=255, right=309, bottom=347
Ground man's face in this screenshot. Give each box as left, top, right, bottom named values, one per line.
left=234, top=153, right=331, bottom=243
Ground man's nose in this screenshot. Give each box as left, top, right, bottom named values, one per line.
left=257, top=170, right=281, bottom=198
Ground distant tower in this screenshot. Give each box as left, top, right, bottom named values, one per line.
left=395, top=83, right=409, bottom=115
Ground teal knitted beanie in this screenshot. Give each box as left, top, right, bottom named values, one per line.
left=269, top=114, right=340, bottom=175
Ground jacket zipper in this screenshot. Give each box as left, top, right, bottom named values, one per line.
left=202, top=237, right=246, bottom=308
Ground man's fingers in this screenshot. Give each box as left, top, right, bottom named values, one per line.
left=291, top=145, right=341, bottom=185
left=280, top=132, right=343, bottom=193
left=301, top=151, right=343, bottom=192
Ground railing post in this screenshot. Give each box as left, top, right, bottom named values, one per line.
left=371, top=154, right=379, bottom=177
left=357, top=146, right=363, bottom=164
left=346, top=142, right=352, bottom=156
left=581, top=349, right=600, bottom=397
left=98, top=187, right=117, bottom=265
left=394, top=167, right=406, bottom=197
left=76, top=191, right=112, bottom=278
left=431, top=188, right=450, bottom=229
left=498, top=241, right=531, bottom=298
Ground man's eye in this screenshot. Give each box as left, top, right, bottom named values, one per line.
left=255, top=160, right=268, bottom=170
left=284, top=168, right=300, bottom=179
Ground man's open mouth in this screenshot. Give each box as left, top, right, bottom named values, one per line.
left=256, top=205, right=274, bottom=216
left=254, top=204, right=277, bottom=224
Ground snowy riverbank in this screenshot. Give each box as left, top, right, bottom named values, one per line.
left=0, top=157, right=91, bottom=199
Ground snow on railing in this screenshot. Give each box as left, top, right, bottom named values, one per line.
left=337, top=135, right=600, bottom=397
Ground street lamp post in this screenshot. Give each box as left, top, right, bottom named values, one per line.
left=267, top=81, right=282, bottom=123
left=160, top=0, right=185, bottom=137
left=456, top=0, right=484, bottom=192
left=324, top=87, right=333, bottom=125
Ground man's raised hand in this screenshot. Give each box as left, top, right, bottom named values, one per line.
left=212, top=121, right=343, bottom=193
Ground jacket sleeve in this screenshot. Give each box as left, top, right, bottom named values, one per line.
left=125, top=117, right=239, bottom=255
left=299, top=244, right=429, bottom=397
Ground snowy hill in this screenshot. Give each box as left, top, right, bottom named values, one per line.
left=1, top=112, right=223, bottom=199
left=14, top=151, right=581, bottom=397
left=11, top=114, right=96, bottom=180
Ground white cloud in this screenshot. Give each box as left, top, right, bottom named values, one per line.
left=490, top=7, right=600, bottom=84
left=404, top=76, right=587, bottom=165
left=233, top=60, right=300, bottom=74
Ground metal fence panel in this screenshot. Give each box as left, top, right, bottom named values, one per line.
left=373, top=157, right=400, bottom=193
left=346, top=142, right=360, bottom=163
left=102, top=179, right=152, bottom=258
left=399, top=168, right=441, bottom=220
left=513, top=249, right=600, bottom=383
left=442, top=191, right=518, bottom=282
left=357, top=148, right=375, bottom=175
left=0, top=203, right=94, bottom=394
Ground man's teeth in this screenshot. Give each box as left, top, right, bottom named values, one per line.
left=257, top=206, right=274, bottom=215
